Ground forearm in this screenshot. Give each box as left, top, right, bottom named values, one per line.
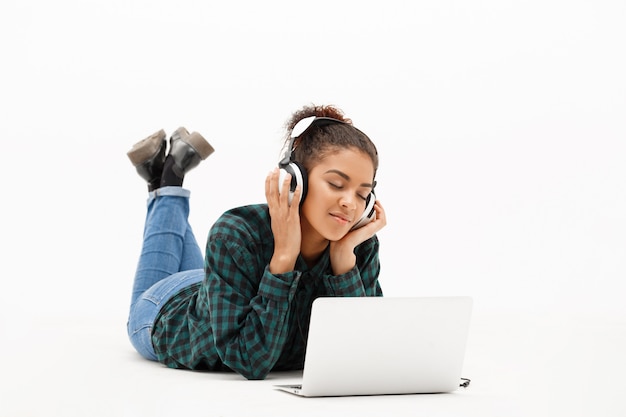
left=329, top=241, right=357, bottom=276
left=269, top=250, right=298, bottom=274
left=326, top=236, right=382, bottom=297
left=208, top=267, right=301, bottom=380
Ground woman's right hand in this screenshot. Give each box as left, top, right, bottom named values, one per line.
left=265, top=168, right=302, bottom=274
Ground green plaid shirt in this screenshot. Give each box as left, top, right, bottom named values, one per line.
left=152, top=204, right=382, bottom=380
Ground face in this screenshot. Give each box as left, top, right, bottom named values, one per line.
left=300, top=148, right=375, bottom=242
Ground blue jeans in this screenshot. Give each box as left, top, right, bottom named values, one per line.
left=127, top=186, right=205, bottom=360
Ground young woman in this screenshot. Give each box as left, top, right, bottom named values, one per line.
left=126, top=104, right=387, bottom=380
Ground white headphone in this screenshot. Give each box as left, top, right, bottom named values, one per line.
left=278, top=116, right=376, bottom=230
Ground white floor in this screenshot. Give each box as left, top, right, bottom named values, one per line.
left=2, top=311, right=624, bottom=417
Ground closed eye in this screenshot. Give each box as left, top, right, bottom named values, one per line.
left=329, top=182, right=368, bottom=201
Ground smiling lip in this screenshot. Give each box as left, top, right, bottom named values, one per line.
left=330, top=212, right=352, bottom=225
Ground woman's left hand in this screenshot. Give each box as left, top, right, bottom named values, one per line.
left=329, top=200, right=387, bottom=275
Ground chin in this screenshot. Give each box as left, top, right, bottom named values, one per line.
left=322, top=228, right=350, bottom=242
left=305, top=217, right=350, bottom=242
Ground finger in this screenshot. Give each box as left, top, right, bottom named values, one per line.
left=373, top=200, right=387, bottom=227
left=280, top=171, right=293, bottom=205
left=264, top=170, right=273, bottom=200
left=374, top=200, right=382, bottom=214
left=265, top=168, right=281, bottom=204
left=291, top=183, right=302, bottom=207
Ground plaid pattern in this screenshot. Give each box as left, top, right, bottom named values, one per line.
left=152, top=204, right=382, bottom=380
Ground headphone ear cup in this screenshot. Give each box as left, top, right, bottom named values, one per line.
left=294, top=161, right=308, bottom=204
left=351, top=192, right=376, bottom=230
left=278, top=161, right=308, bottom=206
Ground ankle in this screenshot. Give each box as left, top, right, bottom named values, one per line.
left=160, top=155, right=184, bottom=188
left=148, top=176, right=162, bottom=191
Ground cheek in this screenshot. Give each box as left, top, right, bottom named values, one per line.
left=300, top=194, right=319, bottom=219
left=300, top=184, right=327, bottom=219
left=303, top=181, right=322, bottom=203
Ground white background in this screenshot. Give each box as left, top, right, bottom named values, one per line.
left=0, top=1, right=624, bottom=416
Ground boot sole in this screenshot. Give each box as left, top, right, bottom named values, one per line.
left=185, top=131, right=215, bottom=160
left=127, top=129, right=166, bottom=166
left=170, top=126, right=190, bottom=143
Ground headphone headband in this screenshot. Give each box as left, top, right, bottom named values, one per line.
left=279, top=116, right=357, bottom=166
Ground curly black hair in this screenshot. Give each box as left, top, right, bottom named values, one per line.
left=283, top=104, right=379, bottom=177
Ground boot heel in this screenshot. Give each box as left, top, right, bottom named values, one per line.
left=170, top=126, right=190, bottom=143
left=127, top=129, right=166, bottom=166
left=127, top=129, right=167, bottom=190
left=185, top=131, right=215, bottom=160
left=169, top=131, right=215, bottom=177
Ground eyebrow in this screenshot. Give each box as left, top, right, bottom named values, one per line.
left=324, top=169, right=374, bottom=188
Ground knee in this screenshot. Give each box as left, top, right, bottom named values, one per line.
left=127, top=322, right=158, bottom=361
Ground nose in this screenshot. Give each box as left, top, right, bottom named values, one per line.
left=339, top=192, right=357, bottom=212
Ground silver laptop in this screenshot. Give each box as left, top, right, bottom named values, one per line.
left=275, top=296, right=473, bottom=397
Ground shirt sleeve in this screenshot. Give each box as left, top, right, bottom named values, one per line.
left=322, top=235, right=383, bottom=297
left=202, top=232, right=301, bottom=380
